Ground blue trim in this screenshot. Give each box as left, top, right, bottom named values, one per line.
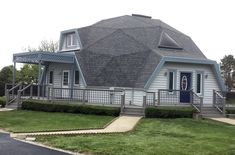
left=144, top=57, right=165, bottom=89
left=75, top=30, right=83, bottom=49
left=213, top=62, right=226, bottom=91
left=144, top=56, right=226, bottom=91
left=74, top=54, right=87, bottom=87
left=13, top=52, right=74, bottom=64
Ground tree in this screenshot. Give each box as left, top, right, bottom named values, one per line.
left=18, top=64, right=38, bottom=84
left=220, top=55, right=235, bottom=91
left=0, top=66, right=18, bottom=96
left=27, top=40, right=58, bottom=52
left=19, top=40, right=58, bottom=83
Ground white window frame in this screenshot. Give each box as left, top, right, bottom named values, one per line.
left=195, top=71, right=204, bottom=96
left=66, top=33, right=76, bottom=47
left=62, top=70, right=70, bottom=87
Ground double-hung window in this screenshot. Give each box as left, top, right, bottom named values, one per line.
left=74, top=70, right=79, bottom=85
left=196, top=72, right=203, bottom=94
left=49, top=71, right=53, bottom=84
left=66, top=33, right=77, bottom=47
left=168, top=70, right=176, bottom=93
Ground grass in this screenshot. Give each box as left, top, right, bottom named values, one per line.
left=37, top=118, right=235, bottom=155
left=0, top=110, right=113, bottom=132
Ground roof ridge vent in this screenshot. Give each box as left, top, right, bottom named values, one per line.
left=132, top=14, right=152, bottom=19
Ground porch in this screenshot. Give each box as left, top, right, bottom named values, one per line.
left=4, top=83, right=226, bottom=116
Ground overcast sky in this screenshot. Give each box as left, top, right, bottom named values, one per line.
left=0, top=0, right=234, bottom=69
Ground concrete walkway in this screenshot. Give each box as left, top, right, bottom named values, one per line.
left=0, top=108, right=14, bottom=111
left=11, top=116, right=142, bottom=138
left=209, top=117, right=235, bottom=125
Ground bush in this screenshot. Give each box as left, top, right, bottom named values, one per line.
left=226, top=92, right=235, bottom=100
left=145, top=106, right=196, bottom=118
left=0, top=97, right=6, bottom=108
left=22, top=100, right=120, bottom=116
left=226, top=107, right=235, bottom=114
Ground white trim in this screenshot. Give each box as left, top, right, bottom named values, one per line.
left=62, top=70, right=70, bottom=88
left=66, top=33, right=77, bottom=47
left=196, top=71, right=204, bottom=96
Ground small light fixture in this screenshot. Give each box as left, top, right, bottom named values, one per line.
left=164, top=72, right=167, bottom=76
left=205, top=74, right=208, bottom=79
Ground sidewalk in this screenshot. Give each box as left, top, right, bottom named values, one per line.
left=209, top=117, right=235, bottom=126
left=0, top=108, right=14, bottom=111
left=11, top=116, right=142, bottom=138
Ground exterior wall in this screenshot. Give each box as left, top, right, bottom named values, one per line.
left=148, top=62, right=220, bottom=106
left=46, top=62, right=85, bottom=88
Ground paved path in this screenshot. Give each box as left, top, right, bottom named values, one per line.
left=11, top=116, right=142, bottom=138
left=0, top=132, right=71, bottom=155
left=0, top=108, right=14, bottom=111
left=209, top=117, right=235, bottom=125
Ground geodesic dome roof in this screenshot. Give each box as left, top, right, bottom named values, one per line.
left=75, top=15, right=207, bottom=88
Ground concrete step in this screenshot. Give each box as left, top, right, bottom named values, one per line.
left=200, top=107, right=225, bottom=118
left=201, top=114, right=224, bottom=118
left=121, top=107, right=145, bottom=116
left=121, top=112, right=145, bottom=116
left=123, top=107, right=144, bottom=113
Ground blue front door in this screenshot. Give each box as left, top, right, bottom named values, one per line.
left=180, top=72, right=191, bottom=103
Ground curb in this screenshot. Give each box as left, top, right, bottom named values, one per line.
left=14, top=138, right=83, bottom=155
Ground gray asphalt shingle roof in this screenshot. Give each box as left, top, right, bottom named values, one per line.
left=75, top=15, right=207, bottom=88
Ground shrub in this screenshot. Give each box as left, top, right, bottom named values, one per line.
left=22, top=100, right=120, bottom=116
left=0, top=97, right=6, bottom=108
left=145, top=106, right=196, bottom=118
left=226, top=107, right=235, bottom=114
left=226, top=92, right=235, bottom=100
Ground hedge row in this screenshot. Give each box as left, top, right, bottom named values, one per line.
left=226, top=92, right=235, bottom=100
left=226, top=108, right=235, bottom=114
left=0, top=97, right=6, bottom=108
left=22, top=100, right=120, bottom=116
left=145, top=106, right=196, bottom=118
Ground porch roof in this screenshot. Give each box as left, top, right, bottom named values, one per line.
left=13, top=52, right=74, bottom=64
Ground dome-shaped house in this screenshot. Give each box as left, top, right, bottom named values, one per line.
left=12, top=14, right=225, bottom=115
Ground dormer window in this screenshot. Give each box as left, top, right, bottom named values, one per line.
left=158, top=32, right=183, bottom=50
left=66, top=33, right=77, bottom=47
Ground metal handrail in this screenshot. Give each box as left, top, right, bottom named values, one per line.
left=5, top=83, right=22, bottom=105
left=190, top=90, right=202, bottom=113
left=19, top=83, right=33, bottom=92
left=214, top=90, right=224, bottom=99
left=16, top=83, right=34, bottom=109
left=213, top=90, right=226, bottom=115
left=8, top=83, right=22, bottom=92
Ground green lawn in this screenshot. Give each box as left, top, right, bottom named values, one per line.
left=37, top=118, right=235, bottom=155
left=0, top=110, right=113, bottom=132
